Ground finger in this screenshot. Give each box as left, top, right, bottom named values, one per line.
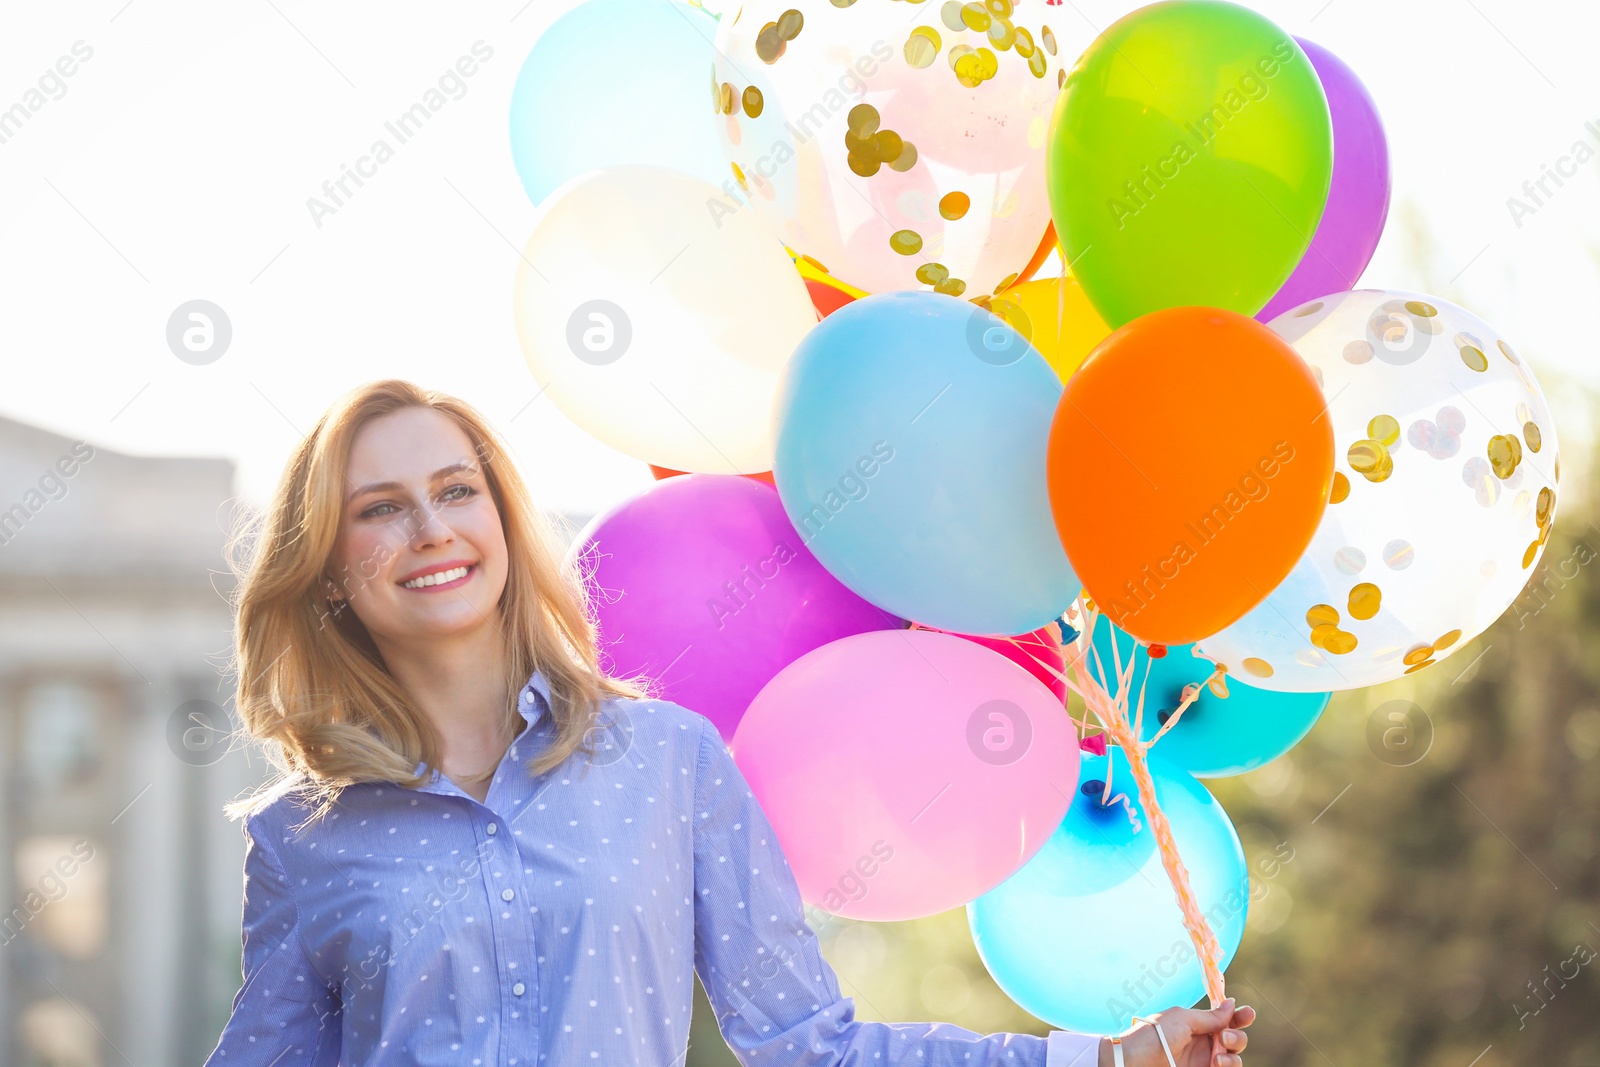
left=1212, top=1054, right=1241, bottom=1067
left=1189, top=997, right=1237, bottom=1035
left=1230, top=1005, right=1257, bottom=1029
left=1221, top=1028, right=1248, bottom=1052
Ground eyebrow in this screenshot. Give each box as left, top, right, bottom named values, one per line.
left=347, top=461, right=479, bottom=503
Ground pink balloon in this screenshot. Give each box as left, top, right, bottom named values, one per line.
left=918, top=623, right=1068, bottom=702
left=571, top=474, right=903, bottom=741
left=1258, top=37, right=1391, bottom=321
left=732, top=629, right=1079, bottom=920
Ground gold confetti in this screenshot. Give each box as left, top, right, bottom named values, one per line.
left=905, top=27, right=941, bottom=68
left=742, top=86, right=764, bottom=117
left=719, top=82, right=736, bottom=114
left=1487, top=434, right=1522, bottom=479
left=889, top=230, right=923, bottom=255
left=1013, top=26, right=1035, bottom=58
left=1404, top=659, right=1435, bottom=675
left=960, top=2, right=991, bottom=31
left=775, top=9, right=804, bottom=40
left=939, top=191, right=971, bottom=220
left=1459, top=344, right=1488, bottom=372
left=1405, top=300, right=1437, bottom=317
left=875, top=129, right=904, bottom=163
left=1536, top=486, right=1554, bottom=526
left=1042, top=25, right=1057, bottom=54
left=1402, top=643, right=1435, bottom=666
left=1347, top=582, right=1382, bottom=621
left=888, top=142, right=919, bottom=171
left=992, top=271, right=1019, bottom=294
left=1330, top=471, right=1350, bottom=504
left=988, top=19, right=1017, bottom=50
left=1311, top=625, right=1358, bottom=655
left=985, top=0, right=1013, bottom=14
left=1242, top=657, right=1274, bottom=679
left=1524, top=421, right=1542, bottom=452
left=1028, top=47, right=1047, bottom=77
left=1498, top=339, right=1521, bottom=365
left=916, top=262, right=950, bottom=285
left=940, top=1, right=966, bottom=31
left=1307, top=603, right=1341, bottom=628
left=730, top=162, right=748, bottom=191
left=847, top=103, right=880, bottom=138
left=1435, top=629, right=1462, bottom=650
left=755, top=23, right=786, bottom=62
left=1368, top=414, right=1400, bottom=447
left=934, top=277, right=967, bottom=296
left=1348, top=439, right=1393, bottom=482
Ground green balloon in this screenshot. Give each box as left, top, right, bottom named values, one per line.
left=1046, top=0, right=1333, bottom=329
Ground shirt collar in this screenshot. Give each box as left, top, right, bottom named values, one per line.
left=411, top=667, right=553, bottom=792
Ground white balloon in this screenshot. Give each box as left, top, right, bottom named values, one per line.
left=711, top=0, right=1074, bottom=297
left=513, top=164, right=819, bottom=473
left=1199, top=289, right=1559, bottom=692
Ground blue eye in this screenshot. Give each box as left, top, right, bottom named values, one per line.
left=360, top=501, right=398, bottom=519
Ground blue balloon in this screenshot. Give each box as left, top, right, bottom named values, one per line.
left=1088, top=615, right=1329, bottom=777
left=968, top=748, right=1249, bottom=1036
left=509, top=0, right=728, bottom=207
left=771, top=291, right=1079, bottom=636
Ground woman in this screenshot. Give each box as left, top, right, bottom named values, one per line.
left=205, top=379, right=1254, bottom=1067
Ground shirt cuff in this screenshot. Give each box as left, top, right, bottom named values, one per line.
left=1046, top=1029, right=1103, bottom=1067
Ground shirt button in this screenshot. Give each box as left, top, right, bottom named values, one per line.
left=512, top=982, right=526, bottom=996
left=501, top=888, right=515, bottom=902
left=486, top=823, right=498, bottom=835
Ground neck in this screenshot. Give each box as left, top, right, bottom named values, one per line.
left=374, top=622, right=519, bottom=785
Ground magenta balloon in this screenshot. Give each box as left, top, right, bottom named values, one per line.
left=731, top=629, right=1079, bottom=921
left=1257, top=38, right=1391, bottom=322
left=571, top=474, right=903, bottom=741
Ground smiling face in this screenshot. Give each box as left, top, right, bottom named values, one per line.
left=328, top=406, right=509, bottom=653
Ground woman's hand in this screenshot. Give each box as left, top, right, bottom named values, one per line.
left=1098, top=998, right=1256, bottom=1067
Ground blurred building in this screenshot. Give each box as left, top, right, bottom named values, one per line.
left=0, top=413, right=252, bottom=1066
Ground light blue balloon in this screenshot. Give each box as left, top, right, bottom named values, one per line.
left=509, top=0, right=728, bottom=207
left=968, top=748, right=1249, bottom=1036
left=1089, top=615, right=1329, bottom=777
left=771, top=291, right=1079, bottom=636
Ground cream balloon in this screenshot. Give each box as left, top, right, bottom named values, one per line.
left=513, top=164, right=818, bottom=473
left=711, top=0, right=1073, bottom=298
left=1198, top=290, right=1559, bottom=691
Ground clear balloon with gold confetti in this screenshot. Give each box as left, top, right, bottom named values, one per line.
left=710, top=0, right=1074, bottom=298
left=1197, top=289, right=1559, bottom=692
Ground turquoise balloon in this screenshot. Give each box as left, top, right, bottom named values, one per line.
left=771, top=291, right=1079, bottom=636
left=509, top=0, right=727, bottom=206
left=969, top=748, right=1249, bottom=1036
left=1089, top=615, right=1328, bottom=777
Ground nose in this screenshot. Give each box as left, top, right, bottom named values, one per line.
left=408, top=500, right=456, bottom=549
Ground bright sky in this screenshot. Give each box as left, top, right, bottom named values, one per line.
left=1, top=0, right=1596, bottom=517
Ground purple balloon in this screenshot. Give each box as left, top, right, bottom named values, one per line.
left=571, top=473, right=905, bottom=740
left=1258, top=38, right=1391, bottom=322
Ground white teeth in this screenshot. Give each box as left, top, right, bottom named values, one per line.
left=402, top=565, right=470, bottom=589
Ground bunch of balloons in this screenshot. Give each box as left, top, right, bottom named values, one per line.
left=508, top=0, right=1559, bottom=1039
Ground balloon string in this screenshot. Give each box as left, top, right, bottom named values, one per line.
left=991, top=603, right=1229, bottom=1018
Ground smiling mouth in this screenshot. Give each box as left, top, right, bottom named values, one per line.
left=399, top=564, right=476, bottom=590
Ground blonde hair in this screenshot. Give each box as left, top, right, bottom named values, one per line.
left=222, top=379, right=651, bottom=824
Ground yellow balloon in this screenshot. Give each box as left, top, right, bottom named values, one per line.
left=990, top=275, right=1111, bottom=383
left=788, top=247, right=868, bottom=299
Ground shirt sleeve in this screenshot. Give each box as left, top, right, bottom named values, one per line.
left=689, top=716, right=1102, bottom=1067
left=202, top=812, right=342, bottom=1067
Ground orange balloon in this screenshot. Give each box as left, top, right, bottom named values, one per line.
left=1013, top=221, right=1059, bottom=287
left=649, top=464, right=775, bottom=486
left=1046, top=306, right=1333, bottom=646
